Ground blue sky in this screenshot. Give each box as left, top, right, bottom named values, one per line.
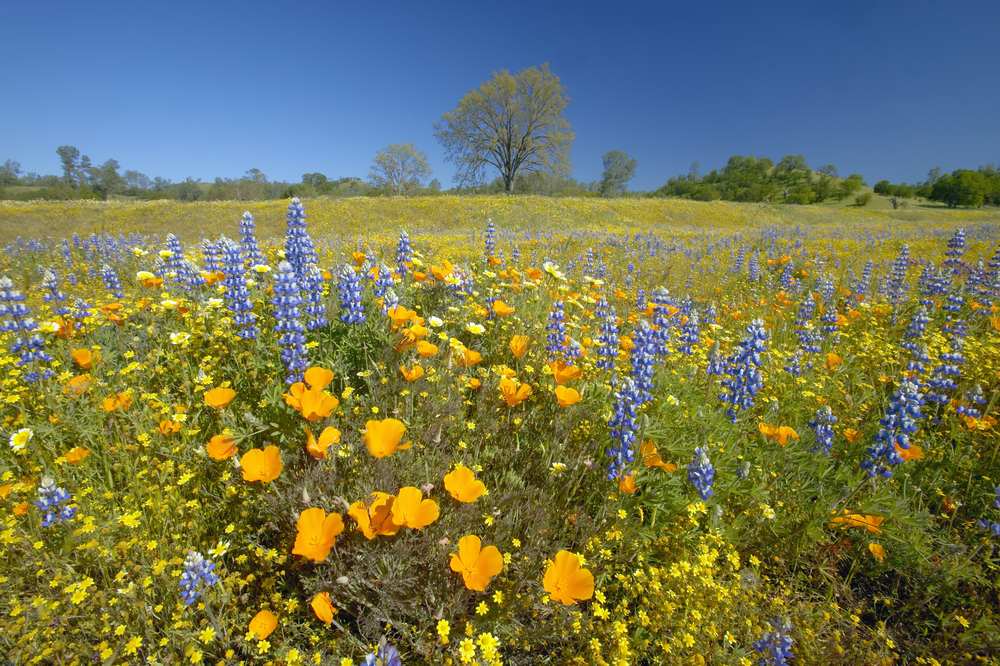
left=2, top=1, right=997, bottom=191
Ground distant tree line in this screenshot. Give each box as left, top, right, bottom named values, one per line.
left=875, top=166, right=1000, bottom=208
left=652, top=155, right=866, bottom=205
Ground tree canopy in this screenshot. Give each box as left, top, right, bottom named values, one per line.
left=434, top=63, right=574, bottom=194
left=599, top=150, right=637, bottom=197
left=368, top=143, right=433, bottom=196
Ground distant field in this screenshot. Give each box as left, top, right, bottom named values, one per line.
left=1, top=196, right=997, bottom=247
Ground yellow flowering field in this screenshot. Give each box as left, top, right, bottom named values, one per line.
left=1, top=197, right=1000, bottom=665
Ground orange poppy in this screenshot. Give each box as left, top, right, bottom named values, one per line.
left=348, top=493, right=401, bottom=539
left=443, top=466, right=486, bottom=503
left=283, top=368, right=339, bottom=422
left=400, top=365, right=424, bottom=382
left=248, top=610, right=278, bottom=640
left=868, top=543, right=887, bottom=562
left=526, top=268, right=543, bottom=281
left=467, top=377, right=482, bottom=389
left=493, top=301, right=515, bottom=317
left=207, top=435, right=238, bottom=461
left=548, top=360, right=582, bottom=385
left=543, top=551, right=594, bottom=605
left=454, top=347, right=482, bottom=367
left=618, top=472, right=637, bottom=494
left=387, top=305, right=416, bottom=327
left=554, top=385, right=581, bottom=408
left=498, top=377, right=531, bottom=407
left=71, top=348, right=98, bottom=370
left=449, top=535, right=503, bottom=591
left=65, top=374, right=92, bottom=395
left=826, top=353, right=843, bottom=370
left=204, top=387, right=236, bottom=410
left=101, top=393, right=132, bottom=412
left=0, top=484, right=11, bottom=499
left=158, top=420, right=181, bottom=436
left=292, top=507, right=345, bottom=562
left=364, top=418, right=411, bottom=459
left=416, top=341, right=438, bottom=357
left=510, top=335, right=529, bottom=358
left=640, top=440, right=676, bottom=472
left=240, top=446, right=283, bottom=483
left=311, top=592, right=335, bottom=624
left=305, top=426, right=341, bottom=460
left=391, top=486, right=439, bottom=530
left=759, top=423, right=799, bottom=446
left=352, top=251, right=368, bottom=266
left=829, top=513, right=883, bottom=533
left=843, top=428, right=862, bottom=443
left=65, top=447, right=90, bottom=465
left=895, top=442, right=923, bottom=461
left=13, top=501, right=29, bottom=516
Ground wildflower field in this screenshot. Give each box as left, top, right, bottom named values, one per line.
left=3, top=196, right=1000, bottom=666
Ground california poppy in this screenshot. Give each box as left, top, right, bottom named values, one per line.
left=829, top=513, right=883, bottom=533
left=640, top=440, right=677, bottom=472
left=843, top=428, right=862, bottom=444
left=443, top=466, right=486, bottom=503
left=204, top=387, right=236, bottom=410
left=311, top=592, right=335, bottom=623
left=510, top=335, right=529, bottom=358
left=305, top=426, right=341, bottom=460
left=240, top=446, right=283, bottom=483
left=759, top=423, right=799, bottom=446
left=549, top=360, right=581, bottom=385
left=868, top=543, right=887, bottom=562
left=158, top=420, right=181, bottom=436
left=387, top=305, right=416, bottom=328
left=543, top=551, right=594, bottom=605
left=493, top=301, right=515, bottom=317
left=400, top=365, right=424, bottom=382
left=65, top=447, right=90, bottom=465
left=449, top=535, right=503, bottom=591
left=498, top=377, right=531, bottom=407
left=283, top=368, right=339, bottom=422
left=292, top=507, right=345, bottom=562
left=101, top=393, right=132, bottom=412
left=618, top=472, right=637, bottom=494
left=207, top=435, right=238, bottom=461
left=65, top=375, right=92, bottom=395
left=391, top=486, right=439, bottom=529
left=454, top=346, right=482, bottom=367
left=554, top=385, right=581, bottom=408
left=895, top=442, right=923, bottom=461
left=248, top=610, right=278, bottom=640
left=348, top=493, right=401, bottom=539
left=71, top=348, right=98, bottom=370
left=826, top=353, right=843, bottom=370
left=364, top=419, right=411, bottom=459
left=416, top=341, right=438, bottom=357
left=0, top=484, right=9, bottom=499
left=13, top=502, right=28, bottom=516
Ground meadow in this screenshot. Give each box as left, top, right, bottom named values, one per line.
left=2, top=196, right=1000, bottom=665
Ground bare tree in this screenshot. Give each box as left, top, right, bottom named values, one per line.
left=368, top=143, right=433, bottom=195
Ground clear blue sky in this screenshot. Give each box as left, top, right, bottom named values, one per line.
left=2, top=1, right=998, bottom=191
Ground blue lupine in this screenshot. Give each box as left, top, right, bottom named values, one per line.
left=795, top=293, right=822, bottom=354
left=719, top=319, right=767, bottom=422
left=732, top=246, right=746, bottom=274
left=706, top=342, right=726, bottom=376
left=178, top=550, right=219, bottom=606
left=594, top=297, right=619, bottom=371
left=957, top=384, right=985, bottom=419
left=809, top=406, right=837, bottom=454
left=484, top=219, right=497, bottom=258
left=545, top=300, right=567, bottom=360
left=780, top=262, right=795, bottom=291
left=887, top=245, right=911, bottom=314
left=630, top=319, right=657, bottom=404
left=100, top=264, right=125, bottom=299
left=678, top=311, right=700, bottom=355
left=783, top=349, right=803, bottom=376
left=34, top=476, right=77, bottom=528
left=943, top=227, right=966, bottom=274
left=284, top=198, right=318, bottom=282
left=220, top=239, right=258, bottom=340
left=687, top=447, right=715, bottom=500
left=301, top=265, right=328, bottom=330
left=753, top=617, right=794, bottom=666
left=239, top=211, right=266, bottom=268
left=363, top=639, right=402, bottom=666
left=201, top=239, right=223, bottom=274
left=395, top=230, right=412, bottom=276
left=338, top=264, right=366, bottom=324
left=272, top=261, right=309, bottom=385
left=649, top=287, right=676, bottom=356
left=41, top=269, right=71, bottom=316
left=862, top=379, right=924, bottom=479
left=748, top=253, right=761, bottom=282
left=606, top=377, right=639, bottom=480
left=0, top=276, right=54, bottom=382
left=374, top=264, right=395, bottom=314
left=854, top=259, right=874, bottom=298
